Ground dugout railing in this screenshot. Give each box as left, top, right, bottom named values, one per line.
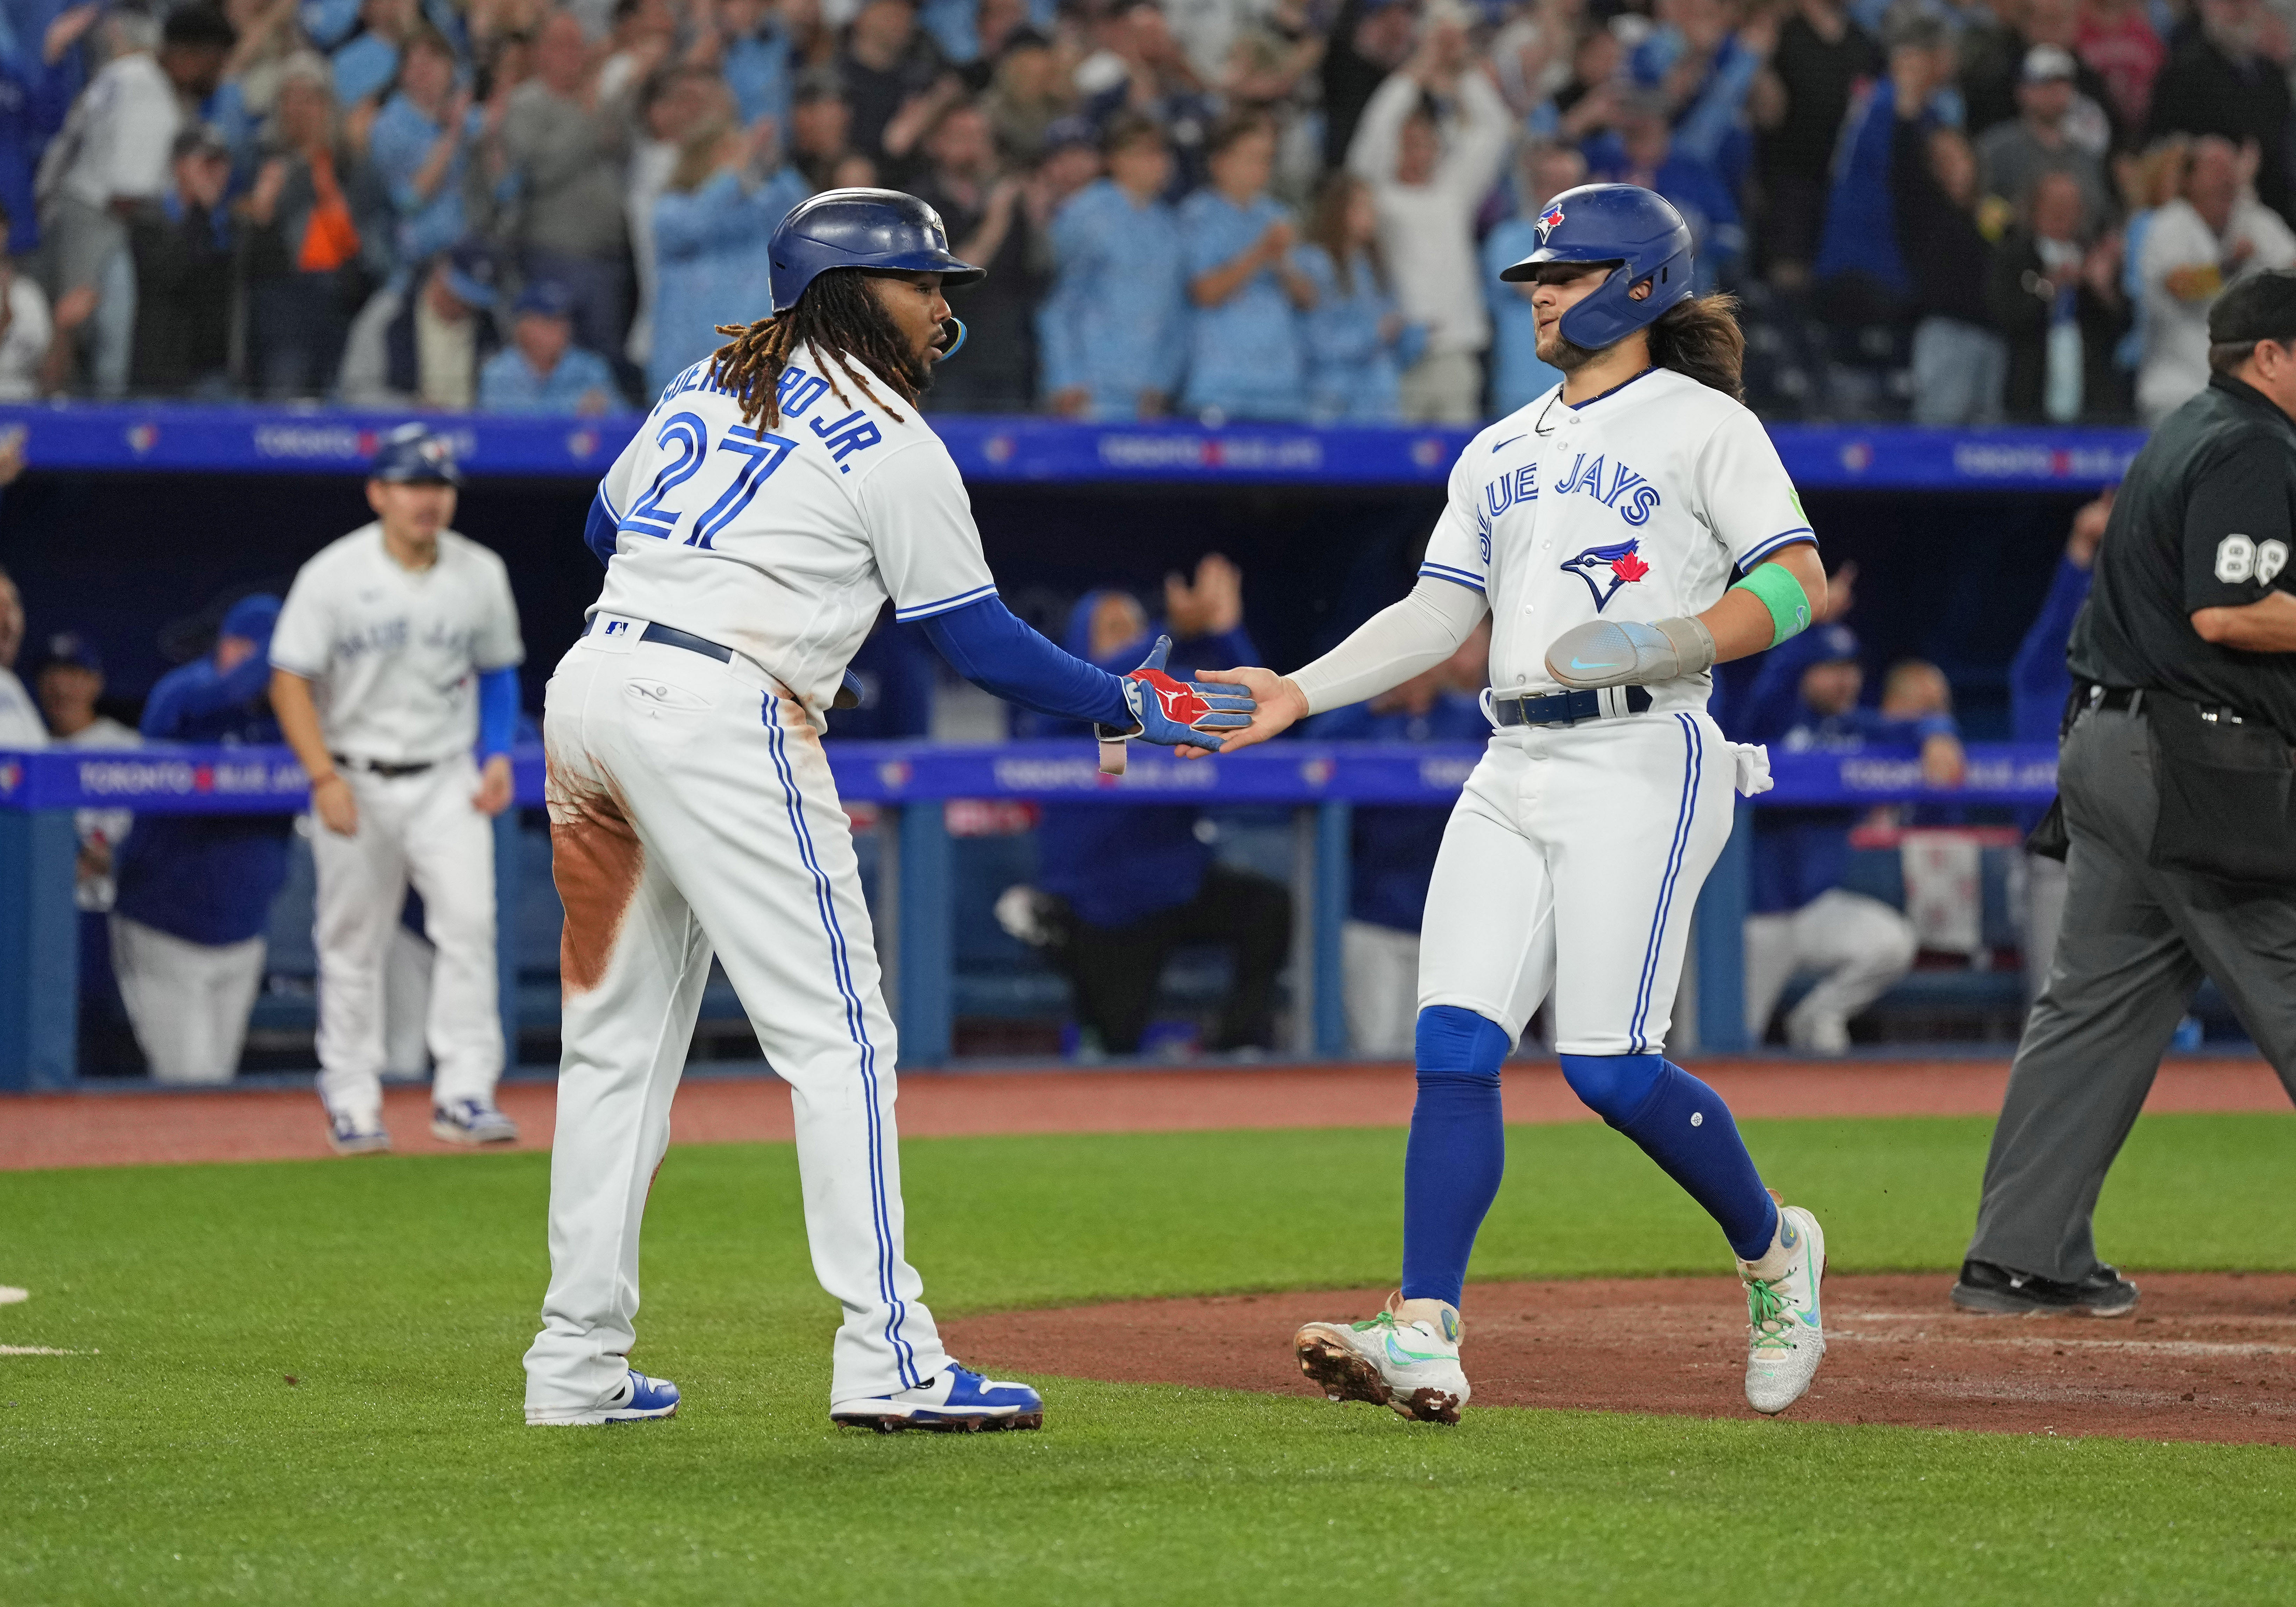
left=0, top=738, right=2059, bottom=1088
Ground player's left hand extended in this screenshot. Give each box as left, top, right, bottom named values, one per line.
left=1095, top=635, right=1256, bottom=767
left=1545, top=616, right=1716, bottom=690
left=472, top=753, right=514, bottom=816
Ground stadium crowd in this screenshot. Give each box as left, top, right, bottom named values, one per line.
left=0, top=0, right=2277, bottom=421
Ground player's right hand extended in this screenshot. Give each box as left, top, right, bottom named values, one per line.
left=312, top=773, right=359, bottom=837
left=1181, top=666, right=1306, bottom=757
left=1097, top=635, right=1257, bottom=755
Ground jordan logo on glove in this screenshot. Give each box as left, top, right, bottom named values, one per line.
left=1131, top=666, right=1213, bottom=727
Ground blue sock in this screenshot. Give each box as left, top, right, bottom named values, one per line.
left=1559, top=1053, right=1779, bottom=1262
left=1399, top=1006, right=1512, bottom=1309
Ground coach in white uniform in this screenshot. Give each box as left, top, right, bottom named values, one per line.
left=522, top=189, right=1251, bottom=1431
left=270, top=424, right=526, bottom=1154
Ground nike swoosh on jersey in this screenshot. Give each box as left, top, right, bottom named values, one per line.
left=1491, top=435, right=1526, bottom=453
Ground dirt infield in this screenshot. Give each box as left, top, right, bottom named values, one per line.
left=2, top=1056, right=2286, bottom=1170
left=942, top=1272, right=2296, bottom=1447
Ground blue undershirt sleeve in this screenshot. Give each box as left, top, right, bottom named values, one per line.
left=920, top=596, right=1135, bottom=727
left=478, top=666, right=520, bottom=757
left=583, top=488, right=619, bottom=570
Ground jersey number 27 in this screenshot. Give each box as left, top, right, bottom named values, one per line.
left=620, top=412, right=798, bottom=550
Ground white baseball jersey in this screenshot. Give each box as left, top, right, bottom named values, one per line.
left=0, top=666, right=42, bottom=747
left=1420, top=366, right=1812, bottom=710
left=588, top=340, right=997, bottom=711
left=270, top=523, right=525, bottom=765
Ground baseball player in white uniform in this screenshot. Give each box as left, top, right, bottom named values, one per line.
left=270, top=424, right=527, bottom=1155
left=1201, top=186, right=1833, bottom=1423
left=521, top=189, right=1250, bottom=1430
left=0, top=565, right=43, bottom=748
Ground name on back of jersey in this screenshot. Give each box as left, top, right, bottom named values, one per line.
left=618, top=358, right=892, bottom=549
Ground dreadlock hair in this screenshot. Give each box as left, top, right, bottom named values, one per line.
left=708, top=267, right=933, bottom=429
left=1646, top=292, right=1746, bottom=401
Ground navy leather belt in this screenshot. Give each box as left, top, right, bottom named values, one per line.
left=1491, top=686, right=1653, bottom=728
left=587, top=615, right=734, bottom=663
left=331, top=752, right=436, bottom=778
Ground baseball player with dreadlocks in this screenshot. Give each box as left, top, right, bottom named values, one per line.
left=1202, top=185, right=1833, bottom=1423
left=523, top=189, right=1253, bottom=1431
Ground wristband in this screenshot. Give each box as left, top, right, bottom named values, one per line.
left=1731, top=563, right=1813, bottom=647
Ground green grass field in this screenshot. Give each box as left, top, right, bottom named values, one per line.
left=4, top=1112, right=2294, bottom=1605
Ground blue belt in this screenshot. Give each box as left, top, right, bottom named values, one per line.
left=587, top=616, right=734, bottom=663
left=1491, top=686, right=1653, bottom=728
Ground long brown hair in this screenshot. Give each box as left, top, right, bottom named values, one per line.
left=1306, top=171, right=1380, bottom=298
left=1646, top=292, right=1745, bottom=401
left=708, top=269, right=928, bottom=428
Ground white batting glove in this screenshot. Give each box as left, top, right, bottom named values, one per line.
left=1546, top=616, right=1716, bottom=689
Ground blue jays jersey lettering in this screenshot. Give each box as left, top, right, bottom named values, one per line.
left=269, top=523, right=525, bottom=765
left=590, top=339, right=997, bottom=715
left=1419, top=366, right=1811, bottom=712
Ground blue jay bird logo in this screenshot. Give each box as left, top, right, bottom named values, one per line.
left=1536, top=202, right=1566, bottom=243
left=1560, top=538, right=1651, bottom=611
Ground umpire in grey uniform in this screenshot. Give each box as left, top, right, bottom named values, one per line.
left=1956, top=269, right=2296, bottom=1317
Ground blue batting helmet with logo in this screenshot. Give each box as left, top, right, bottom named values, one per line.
left=1499, top=183, right=1694, bottom=350
left=768, top=187, right=985, bottom=314
left=369, top=422, right=462, bottom=485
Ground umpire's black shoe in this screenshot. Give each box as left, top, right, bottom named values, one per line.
left=1949, top=1258, right=2139, bottom=1317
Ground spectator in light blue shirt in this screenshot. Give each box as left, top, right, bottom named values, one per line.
left=479, top=280, right=620, bottom=413
left=1296, top=171, right=1418, bottom=421
left=1177, top=110, right=1314, bottom=421
left=1484, top=142, right=1584, bottom=416
left=709, top=0, right=793, bottom=132
left=647, top=117, right=810, bottom=395
left=367, top=26, right=478, bottom=273
left=331, top=0, right=416, bottom=116
left=1039, top=113, right=1188, bottom=419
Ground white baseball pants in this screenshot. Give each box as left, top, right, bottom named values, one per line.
left=1418, top=712, right=1735, bottom=1056
left=309, top=757, right=502, bottom=1123
left=109, top=915, right=266, bottom=1083
left=1743, top=888, right=1918, bottom=1049
left=523, top=625, right=950, bottom=1417
left=1342, top=920, right=1421, bottom=1058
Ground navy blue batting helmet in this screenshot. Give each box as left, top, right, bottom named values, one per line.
left=768, top=188, right=984, bottom=314
left=369, top=422, right=461, bottom=485
left=1499, top=183, right=1693, bottom=350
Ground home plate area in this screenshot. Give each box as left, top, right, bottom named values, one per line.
left=942, top=1273, right=2296, bottom=1446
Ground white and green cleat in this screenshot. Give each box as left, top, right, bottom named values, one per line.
left=1738, top=1200, right=1827, bottom=1415
left=1294, top=1293, right=1469, bottom=1424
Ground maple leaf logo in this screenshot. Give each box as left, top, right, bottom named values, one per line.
left=1610, top=551, right=1650, bottom=584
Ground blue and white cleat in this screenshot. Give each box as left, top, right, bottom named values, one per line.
left=1739, top=1198, right=1826, bottom=1415
left=432, top=1099, right=519, bottom=1145
left=830, top=1365, right=1044, bottom=1433
left=527, top=1369, right=680, bottom=1426
left=325, top=1109, right=391, bottom=1156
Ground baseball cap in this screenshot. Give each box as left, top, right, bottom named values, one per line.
left=2021, top=43, right=2077, bottom=82
left=435, top=239, right=499, bottom=311
left=171, top=124, right=230, bottom=163
left=219, top=594, right=282, bottom=643
left=513, top=280, right=577, bottom=320
left=33, top=631, right=101, bottom=676
left=1040, top=114, right=1098, bottom=155
left=1808, top=623, right=1861, bottom=664
left=2020, top=43, right=2075, bottom=84
left=369, top=423, right=462, bottom=485
left=2208, top=267, right=2296, bottom=344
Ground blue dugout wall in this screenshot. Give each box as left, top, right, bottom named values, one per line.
left=0, top=405, right=2137, bottom=1082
